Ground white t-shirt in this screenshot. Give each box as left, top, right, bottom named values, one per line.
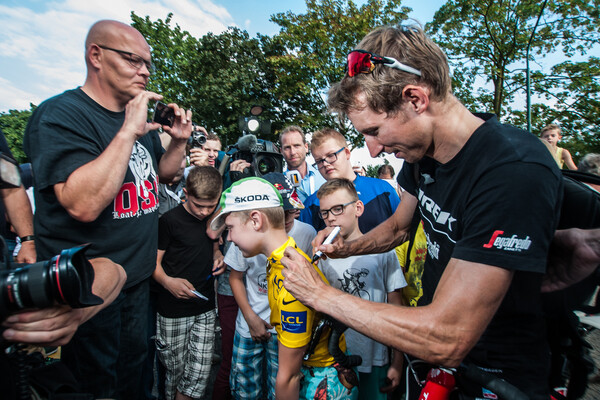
left=225, top=220, right=317, bottom=338
left=319, top=251, right=406, bottom=373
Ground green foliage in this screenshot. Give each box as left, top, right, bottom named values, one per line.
left=270, top=0, right=411, bottom=148
left=427, top=0, right=600, bottom=160
left=131, top=13, right=285, bottom=147
left=427, top=0, right=599, bottom=120
left=364, top=163, right=380, bottom=178
left=0, top=106, right=36, bottom=163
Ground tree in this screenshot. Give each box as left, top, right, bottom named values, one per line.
left=131, top=12, right=286, bottom=147
left=0, top=106, right=36, bottom=163
left=270, top=0, right=411, bottom=147
left=426, top=0, right=599, bottom=160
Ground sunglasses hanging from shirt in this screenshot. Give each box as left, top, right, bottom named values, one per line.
left=346, top=50, right=422, bottom=77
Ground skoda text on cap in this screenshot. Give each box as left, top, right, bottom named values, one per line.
left=210, top=177, right=284, bottom=231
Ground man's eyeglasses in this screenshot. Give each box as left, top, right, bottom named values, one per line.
left=97, top=44, right=156, bottom=75
left=318, top=201, right=357, bottom=220
left=313, top=147, right=345, bottom=168
left=347, top=50, right=421, bottom=78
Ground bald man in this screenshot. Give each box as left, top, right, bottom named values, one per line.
left=24, top=20, right=191, bottom=399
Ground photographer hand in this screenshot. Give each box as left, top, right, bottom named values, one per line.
left=161, top=103, right=192, bottom=143
left=189, top=147, right=210, bottom=167
left=122, top=91, right=163, bottom=140
left=2, top=257, right=126, bottom=346
left=229, top=159, right=251, bottom=172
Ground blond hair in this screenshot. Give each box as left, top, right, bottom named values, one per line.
left=317, top=178, right=359, bottom=202
left=310, top=128, right=348, bottom=151
left=235, top=207, right=285, bottom=230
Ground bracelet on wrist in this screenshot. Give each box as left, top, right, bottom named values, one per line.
left=20, top=235, right=35, bottom=243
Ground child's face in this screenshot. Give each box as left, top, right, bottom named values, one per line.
left=312, top=138, right=352, bottom=180
left=185, top=194, right=220, bottom=221
left=318, top=190, right=360, bottom=238
left=225, top=213, right=261, bottom=257
left=541, top=129, right=561, bottom=146
left=284, top=209, right=300, bottom=233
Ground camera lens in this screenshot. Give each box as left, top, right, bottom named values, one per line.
left=0, top=245, right=102, bottom=319
left=257, top=157, right=275, bottom=175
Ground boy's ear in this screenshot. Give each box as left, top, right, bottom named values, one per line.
left=355, top=200, right=364, bottom=218
left=249, top=210, right=264, bottom=231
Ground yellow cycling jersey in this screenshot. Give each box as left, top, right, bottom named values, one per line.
left=267, top=236, right=345, bottom=367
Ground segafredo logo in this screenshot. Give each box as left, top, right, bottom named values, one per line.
left=235, top=194, right=270, bottom=203
left=483, top=230, right=532, bottom=252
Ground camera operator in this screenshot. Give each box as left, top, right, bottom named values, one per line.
left=188, top=127, right=222, bottom=168
left=23, top=19, right=191, bottom=399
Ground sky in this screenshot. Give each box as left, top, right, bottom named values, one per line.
left=0, top=0, right=443, bottom=170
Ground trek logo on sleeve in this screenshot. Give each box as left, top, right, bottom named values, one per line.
left=281, top=311, right=307, bottom=334
left=483, top=230, right=532, bottom=252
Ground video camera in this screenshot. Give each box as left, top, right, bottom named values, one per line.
left=0, top=154, right=102, bottom=323
left=219, top=106, right=284, bottom=180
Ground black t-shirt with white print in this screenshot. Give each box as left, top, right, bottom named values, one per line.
left=398, top=114, right=562, bottom=399
left=24, top=88, right=164, bottom=288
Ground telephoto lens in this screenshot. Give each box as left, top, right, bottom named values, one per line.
left=0, top=244, right=103, bottom=320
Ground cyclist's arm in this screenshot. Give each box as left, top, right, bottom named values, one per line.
left=282, top=251, right=512, bottom=367
left=314, top=192, right=417, bottom=258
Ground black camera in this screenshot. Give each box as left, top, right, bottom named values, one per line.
left=0, top=244, right=103, bottom=320
left=188, top=126, right=207, bottom=149
left=226, top=135, right=284, bottom=179
left=0, top=154, right=102, bottom=320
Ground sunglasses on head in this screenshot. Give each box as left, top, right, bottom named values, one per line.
left=346, top=50, right=421, bottom=77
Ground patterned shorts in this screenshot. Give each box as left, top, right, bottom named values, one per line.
left=156, top=310, right=216, bottom=400
left=300, top=364, right=358, bottom=400
left=230, top=331, right=278, bottom=399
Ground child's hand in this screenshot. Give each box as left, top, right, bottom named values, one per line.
left=163, top=276, right=195, bottom=299
left=247, top=313, right=273, bottom=342
left=212, top=250, right=225, bottom=275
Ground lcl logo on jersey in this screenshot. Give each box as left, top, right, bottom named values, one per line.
left=281, top=311, right=307, bottom=334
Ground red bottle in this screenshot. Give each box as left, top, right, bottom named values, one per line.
left=418, top=368, right=456, bottom=400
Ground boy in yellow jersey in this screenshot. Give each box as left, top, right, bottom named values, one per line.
left=210, top=177, right=358, bottom=400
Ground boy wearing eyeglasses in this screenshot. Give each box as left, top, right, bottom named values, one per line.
left=210, top=177, right=358, bottom=400
left=299, top=128, right=400, bottom=233
left=316, top=178, right=406, bottom=399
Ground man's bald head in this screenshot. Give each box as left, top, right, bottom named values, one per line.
left=84, top=20, right=149, bottom=61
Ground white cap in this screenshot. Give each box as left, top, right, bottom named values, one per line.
left=210, top=177, right=283, bottom=231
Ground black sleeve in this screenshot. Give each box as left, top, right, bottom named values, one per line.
left=453, top=162, right=562, bottom=273
left=397, top=162, right=418, bottom=195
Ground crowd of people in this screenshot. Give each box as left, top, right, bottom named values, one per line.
left=1, top=17, right=600, bottom=400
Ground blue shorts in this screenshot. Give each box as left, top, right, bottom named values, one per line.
left=230, top=331, right=278, bottom=400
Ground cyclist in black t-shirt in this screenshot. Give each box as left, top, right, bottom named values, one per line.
left=281, top=25, right=562, bottom=400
